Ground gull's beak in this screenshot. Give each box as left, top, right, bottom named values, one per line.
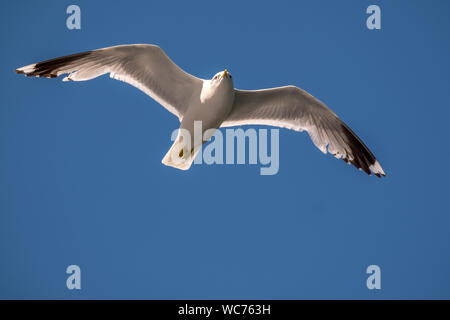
left=222, top=69, right=227, bottom=78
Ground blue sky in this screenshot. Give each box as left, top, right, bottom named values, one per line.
left=1, top=0, right=450, bottom=299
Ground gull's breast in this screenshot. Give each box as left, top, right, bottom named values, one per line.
left=186, top=80, right=235, bottom=129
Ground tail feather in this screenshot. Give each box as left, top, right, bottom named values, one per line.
left=162, top=138, right=200, bottom=171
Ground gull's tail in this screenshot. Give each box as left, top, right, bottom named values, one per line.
left=162, top=136, right=200, bottom=171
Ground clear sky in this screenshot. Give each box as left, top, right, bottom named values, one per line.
left=1, top=0, right=450, bottom=299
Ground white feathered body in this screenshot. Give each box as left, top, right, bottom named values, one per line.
left=162, top=76, right=235, bottom=170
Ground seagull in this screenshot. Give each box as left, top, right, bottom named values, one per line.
left=16, top=44, right=385, bottom=177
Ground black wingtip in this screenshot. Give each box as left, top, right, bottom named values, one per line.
left=15, top=50, right=92, bottom=79
left=339, top=123, right=386, bottom=178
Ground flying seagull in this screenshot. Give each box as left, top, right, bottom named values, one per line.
left=16, top=44, right=385, bottom=177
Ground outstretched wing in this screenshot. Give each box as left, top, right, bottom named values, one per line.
left=222, top=86, right=385, bottom=177
left=16, top=44, right=203, bottom=120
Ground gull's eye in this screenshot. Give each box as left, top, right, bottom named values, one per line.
left=229, top=75, right=232, bottom=78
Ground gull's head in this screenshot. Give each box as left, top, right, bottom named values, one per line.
left=211, top=69, right=233, bottom=87
left=202, top=69, right=235, bottom=103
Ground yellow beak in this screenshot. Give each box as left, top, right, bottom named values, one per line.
left=222, top=69, right=227, bottom=78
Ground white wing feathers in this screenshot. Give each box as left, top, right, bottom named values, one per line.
left=222, top=86, right=385, bottom=177
left=16, top=45, right=385, bottom=176
left=15, top=44, right=203, bottom=120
